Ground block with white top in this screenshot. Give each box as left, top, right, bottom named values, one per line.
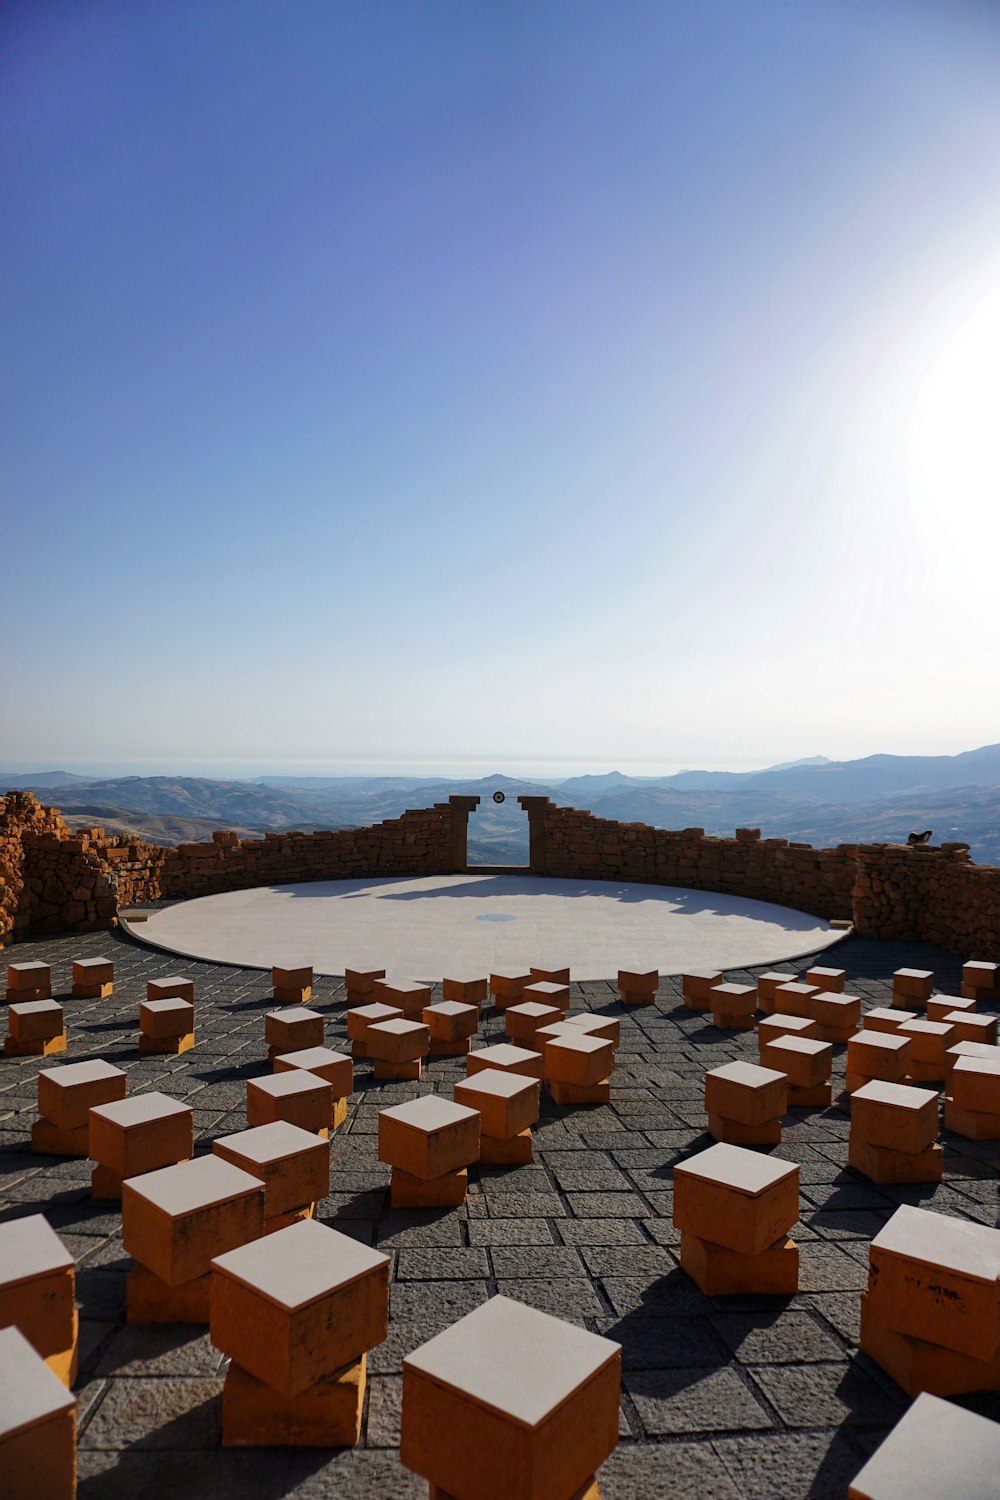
left=618, top=968, right=658, bottom=1006
left=273, top=1046, right=353, bottom=1130
left=709, top=982, right=756, bottom=1031
left=374, top=977, right=433, bottom=1017
left=379, top=1095, right=481, bottom=1208
left=489, top=969, right=533, bottom=1007
left=763, top=1034, right=834, bottom=1107
left=898, top=1017, right=955, bottom=1083
left=754, top=970, right=797, bottom=1015
left=543, top=1033, right=614, bottom=1106
left=0, top=1215, right=77, bottom=1387
left=682, top=969, right=722, bottom=1012
left=773, top=982, right=820, bottom=1018
left=272, top=963, right=312, bottom=1003
left=522, top=980, right=570, bottom=1013
left=673, top=1142, right=800, bottom=1294
left=808, top=990, right=861, bottom=1043
left=561, top=1013, right=621, bottom=1048
left=365, top=1017, right=430, bottom=1081
left=265, top=1006, right=325, bottom=1062
left=401, top=1295, right=621, bottom=1500
left=0, top=1326, right=76, bottom=1500
left=344, top=966, right=386, bottom=1000
left=33, top=1059, right=128, bottom=1156
left=961, top=960, right=1000, bottom=1002
left=5, top=999, right=66, bottom=1057
left=848, top=1392, right=1000, bottom=1498
left=849, top=1080, right=941, bottom=1183
left=926, top=993, right=976, bottom=1023
left=454, top=1071, right=541, bottom=1164
left=213, top=1121, right=330, bottom=1229
left=893, top=968, right=934, bottom=1006
left=467, top=1042, right=544, bottom=1082
left=504, top=1001, right=562, bottom=1049
left=88, top=1091, right=194, bottom=1199
left=345, top=1000, right=403, bottom=1059
left=805, top=966, right=845, bottom=992
left=139, top=996, right=195, bottom=1054
left=6, top=961, right=51, bottom=1001
left=71, top=956, right=114, bottom=998
left=946, top=1054, right=1000, bottom=1139
left=441, top=974, right=489, bottom=1007
left=941, top=1011, right=998, bottom=1047
left=147, top=975, right=195, bottom=1004
left=704, top=1061, right=788, bottom=1146
left=423, top=1000, right=479, bottom=1055
left=529, top=965, right=571, bottom=985
left=845, top=1030, right=912, bottom=1093
left=247, top=1070, right=332, bottom=1136
left=863, top=1006, right=916, bottom=1035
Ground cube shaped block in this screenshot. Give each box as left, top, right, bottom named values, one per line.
left=893, top=969, right=934, bottom=1004
left=72, top=957, right=114, bottom=997
left=850, top=1080, right=939, bottom=1154
left=848, top=1390, right=1000, bottom=1498
left=378, top=1096, right=481, bottom=1181
left=374, top=978, right=433, bottom=1016
left=126, top=1263, right=212, bottom=1324
left=139, top=997, right=195, bottom=1052
left=506, top=1003, right=562, bottom=1047
left=544, top=1034, right=614, bottom=1088
left=343, top=967, right=385, bottom=996
left=899, top=1019, right=956, bottom=1080
left=529, top=966, right=571, bottom=985
left=962, top=961, right=1000, bottom=1000
left=441, top=975, right=489, bottom=1006
left=6, top=962, right=51, bottom=998
left=400, top=1295, right=621, bottom=1500
left=147, top=976, right=195, bottom=1004
left=926, top=993, right=975, bottom=1022
left=805, top=967, right=845, bottom=992
left=809, top=991, right=861, bottom=1041
left=773, top=983, right=820, bottom=1017
left=755, top=972, right=798, bottom=1009
left=673, top=1142, right=799, bottom=1257
left=247, top=1072, right=332, bottom=1136
left=454, top=1071, right=541, bottom=1141
left=522, top=981, right=570, bottom=1012
left=950, top=1055, right=1000, bottom=1115
left=489, top=970, right=533, bottom=1006
left=211, top=1219, right=390, bottom=1397
left=761, top=1035, right=832, bottom=1092
left=846, top=1031, right=912, bottom=1086
left=758, top=1014, right=820, bottom=1053
left=37, top=1059, right=128, bottom=1130
left=0, top=1327, right=76, bottom=1500
left=863, top=1007, right=916, bottom=1035
left=467, top=1043, right=544, bottom=1081
left=274, top=1047, right=353, bottom=1099
left=213, top=1121, right=331, bottom=1219
left=365, top=1019, right=429, bottom=1066
left=123, top=1154, right=265, bottom=1285
left=0, top=1214, right=75, bottom=1366
left=561, top=1013, right=621, bottom=1047
left=704, top=1062, right=788, bottom=1127
left=680, top=1230, right=798, bottom=1296
left=222, top=1353, right=365, bottom=1448
left=709, top=983, right=757, bottom=1028
left=944, top=1013, right=998, bottom=1047
left=682, top=969, right=723, bottom=1010
left=424, top=1001, right=479, bottom=1043
left=88, top=1091, right=194, bottom=1184
left=849, top=1138, right=943, bottom=1185
left=5, top=1001, right=65, bottom=1056
left=266, top=1007, right=325, bottom=1059
left=272, top=965, right=313, bottom=992
left=391, top=1165, right=468, bottom=1209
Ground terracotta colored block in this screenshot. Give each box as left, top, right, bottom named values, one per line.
left=72, top=956, right=114, bottom=996
left=213, top=1121, right=330, bottom=1218
left=946, top=1040, right=1000, bottom=1080
left=30, top=1119, right=89, bottom=1156
left=274, top=1046, right=353, bottom=1099
left=618, top=968, right=658, bottom=995
left=755, top=971, right=798, bottom=1010
left=247, top=1071, right=332, bottom=1136
left=140, top=1029, right=195, bottom=1056
left=926, top=993, right=975, bottom=1022
left=682, top=969, right=722, bottom=1011
left=467, top=1042, right=544, bottom=1081
left=0, top=1326, right=76, bottom=1500
left=522, top=981, right=570, bottom=1012
left=680, top=1229, right=798, bottom=1295
left=6, top=962, right=51, bottom=998
left=863, top=1006, right=916, bottom=1034
left=391, top=1164, right=469, bottom=1208
left=949, top=1055, right=1000, bottom=1114
left=88, top=1091, right=194, bottom=1183
left=788, top=1082, right=833, bottom=1107
left=37, top=1058, right=128, bottom=1130
left=147, top=975, right=195, bottom=1003
left=126, top=1262, right=211, bottom=1323
left=704, top=1061, right=787, bottom=1127
left=5, top=1000, right=66, bottom=1055
left=850, top=1079, right=939, bottom=1153
left=489, top=969, right=533, bottom=1006
left=480, top=1130, right=534, bottom=1164
left=846, top=1031, right=912, bottom=1085
left=757, top=1014, right=820, bottom=1053
left=561, top=1013, right=621, bottom=1047
left=273, top=983, right=312, bottom=1004
left=805, top=966, right=845, bottom=992
left=272, top=964, right=313, bottom=992
left=860, top=1295, right=1000, bottom=1399
left=442, top=975, right=489, bottom=1005
left=222, top=1353, right=365, bottom=1448
left=707, top=1114, right=782, bottom=1147
left=424, top=1001, right=479, bottom=1044
left=899, top=1018, right=955, bottom=1081
left=672, top=1143, right=799, bottom=1257
left=373, top=1058, right=422, bottom=1081
left=429, top=1036, right=472, bottom=1057
left=365, top=1018, right=430, bottom=1066
left=761, top=1035, right=832, bottom=1091
left=529, top=966, right=571, bottom=985
left=549, top=1079, right=611, bottom=1105
left=344, top=1002, right=402, bottom=1057
left=853, top=1361, right=1000, bottom=1480
left=344, top=966, right=386, bottom=995
left=379, top=1096, right=480, bottom=1180
left=773, top=982, right=820, bottom=1017
left=0, top=1215, right=76, bottom=1370
left=123, top=1154, right=265, bottom=1285
left=265, top=1202, right=316, bottom=1234
left=893, top=968, right=934, bottom=1004
left=454, top=1071, right=540, bottom=1141
left=867, top=1204, right=1000, bottom=1361
left=211, top=1217, right=389, bottom=1395
left=962, top=960, right=1000, bottom=998
left=944, top=1012, right=998, bottom=1046
left=544, top=1034, right=614, bottom=1088
left=709, top=983, right=757, bottom=1021
left=266, top=1006, right=325, bottom=1059
left=401, top=1294, right=620, bottom=1500
left=944, top=1097, right=1000, bottom=1140
left=140, top=996, right=195, bottom=1039
left=849, top=1137, right=943, bottom=1185
left=809, top=991, right=861, bottom=1042
left=374, top=978, right=433, bottom=1016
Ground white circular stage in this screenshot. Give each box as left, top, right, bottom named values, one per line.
left=127, top=874, right=845, bottom=981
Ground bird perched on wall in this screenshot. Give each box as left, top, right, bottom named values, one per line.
left=907, top=830, right=933, bottom=846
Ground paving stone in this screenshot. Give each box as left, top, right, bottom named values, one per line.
left=557, top=1217, right=649, bottom=1245
left=565, top=1190, right=653, bottom=1218
left=712, top=1431, right=873, bottom=1500
left=750, top=1362, right=908, bottom=1428
left=495, top=1275, right=605, bottom=1321
left=394, top=1248, right=489, bottom=1279
left=599, top=1439, right=741, bottom=1499
left=711, top=1311, right=844, bottom=1364
left=96, top=1327, right=224, bottom=1378
left=489, top=1245, right=586, bottom=1279
left=625, top=1366, right=773, bottom=1435
left=80, top=1375, right=224, bottom=1449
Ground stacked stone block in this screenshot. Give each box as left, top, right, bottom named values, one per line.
left=423, top=1000, right=479, bottom=1056
left=33, top=1059, right=127, bottom=1156
left=805, top=965, right=845, bottom=992
left=374, top=978, right=433, bottom=1018
left=345, top=1001, right=403, bottom=1059
left=762, top=1034, right=833, bottom=1107
left=489, top=969, right=533, bottom=1009
left=273, top=1046, right=353, bottom=1130
left=849, top=1080, right=942, bottom=1183
left=754, top=970, right=796, bottom=1016
left=0, top=1214, right=78, bottom=1386
left=898, top=1017, right=955, bottom=1083
left=266, top=1006, right=325, bottom=1063
left=772, top=982, right=820, bottom=1018
left=467, top=1042, right=544, bottom=1082
left=88, top=1091, right=194, bottom=1199
left=441, top=974, right=488, bottom=1008
left=344, top=966, right=386, bottom=1008
left=708, top=982, right=757, bottom=1031
left=271, top=964, right=312, bottom=1004
left=246, top=1070, right=332, bottom=1136
left=704, top=1061, right=788, bottom=1145
left=365, top=1017, right=430, bottom=1081
left=845, top=1030, right=912, bottom=1094
left=214, top=1121, right=330, bottom=1231
left=849, top=1392, right=1000, bottom=1500
left=543, top=1031, right=615, bottom=1106
left=522, top=979, right=570, bottom=1013
left=892, top=968, right=934, bottom=1008
left=5, top=999, right=66, bottom=1057
left=139, top=996, right=195, bottom=1054
left=379, top=1095, right=480, bottom=1208
left=618, top=968, right=658, bottom=1007
left=863, top=1006, right=916, bottom=1034
left=807, top=989, right=861, bottom=1043
left=0, top=1326, right=76, bottom=1500
left=6, top=961, right=51, bottom=1001
left=945, top=1055, right=1000, bottom=1139
left=505, top=1001, right=562, bottom=1050
left=71, top=956, right=113, bottom=998
left=962, top=960, right=1000, bottom=1002
left=673, top=1142, right=800, bottom=1295
left=454, top=1071, right=541, bottom=1165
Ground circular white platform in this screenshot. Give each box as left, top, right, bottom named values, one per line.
left=128, top=874, right=845, bottom=981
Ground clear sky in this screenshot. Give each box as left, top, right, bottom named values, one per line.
left=3, top=0, right=999, bottom=780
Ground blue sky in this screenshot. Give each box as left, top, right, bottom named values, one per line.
left=3, top=1, right=999, bottom=778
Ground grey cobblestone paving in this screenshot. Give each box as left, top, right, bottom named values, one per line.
left=2, top=923, right=998, bottom=1497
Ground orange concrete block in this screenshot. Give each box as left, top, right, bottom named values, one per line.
left=480, top=1130, right=534, bottom=1164
left=126, top=1262, right=211, bottom=1323
left=867, top=1204, right=1000, bottom=1361
left=682, top=969, right=722, bottom=1011
left=374, top=978, right=433, bottom=1016
left=345, top=1001, right=402, bottom=1057
left=344, top=966, right=386, bottom=996
left=0, top=1215, right=76, bottom=1371
left=529, top=966, right=571, bottom=985
left=805, top=966, right=845, bottom=992
left=944, top=1012, right=998, bottom=1046
left=391, top=1164, right=469, bottom=1208
left=147, top=975, right=195, bottom=1003
left=543, top=1034, right=614, bottom=1089
left=809, top=991, right=861, bottom=1042
left=849, top=1137, right=942, bottom=1185
left=247, top=1071, right=332, bottom=1136
left=274, top=1046, right=353, bottom=1098
left=899, top=1018, right=956, bottom=1082
left=962, top=960, right=1000, bottom=1001
left=442, top=975, right=489, bottom=1006
left=892, top=968, right=934, bottom=1004
left=760, top=1035, right=832, bottom=1092
left=673, top=1143, right=799, bottom=1257
left=222, top=1353, right=365, bottom=1447
left=944, top=1097, right=1000, bottom=1140
left=365, top=1018, right=430, bottom=1065
left=273, top=984, right=312, bottom=1004
left=680, top=1229, right=798, bottom=1296
left=862, top=1006, right=916, bottom=1034
left=272, top=964, right=313, bottom=992
left=401, top=1294, right=620, bottom=1500
left=709, top=983, right=756, bottom=1030
left=467, top=1043, right=544, bottom=1081
left=522, top=981, right=570, bottom=1013
left=949, top=1055, right=1000, bottom=1114
left=379, top=1096, right=480, bottom=1180
left=754, top=970, right=797, bottom=1015
left=88, top=1091, right=194, bottom=1186
left=757, top=1014, right=820, bottom=1055
left=489, top=969, right=533, bottom=1007
left=30, top=1119, right=89, bottom=1157
left=561, top=1013, right=621, bottom=1047
left=6, top=962, right=51, bottom=998
left=846, top=1031, right=912, bottom=1086
left=946, top=1040, right=1000, bottom=1079
left=266, top=1006, right=325, bottom=1061
left=5, top=1000, right=66, bottom=1056
left=707, top=1114, right=782, bottom=1147
left=788, top=1082, right=833, bottom=1108
left=37, top=1058, right=128, bottom=1130
left=549, top=1079, right=611, bottom=1105
left=71, top=956, right=114, bottom=997
left=0, top=1326, right=76, bottom=1500
left=926, top=993, right=975, bottom=1022
left=850, top=1079, right=939, bottom=1154
left=860, top=1294, right=1000, bottom=1400
left=123, top=1154, right=265, bottom=1286
left=211, top=1218, right=389, bottom=1396
left=704, top=1061, right=787, bottom=1127
left=423, top=1001, right=479, bottom=1049
left=213, top=1121, right=330, bottom=1219
left=139, top=996, right=195, bottom=1052
left=773, top=982, right=820, bottom=1017
left=454, top=1071, right=540, bottom=1141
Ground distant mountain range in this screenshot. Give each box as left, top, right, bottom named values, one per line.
left=2, top=744, right=999, bottom=865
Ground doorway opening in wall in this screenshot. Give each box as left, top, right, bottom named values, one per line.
left=465, top=792, right=530, bottom=871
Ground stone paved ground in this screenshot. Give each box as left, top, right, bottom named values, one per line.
left=2, top=923, right=998, bottom=1499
